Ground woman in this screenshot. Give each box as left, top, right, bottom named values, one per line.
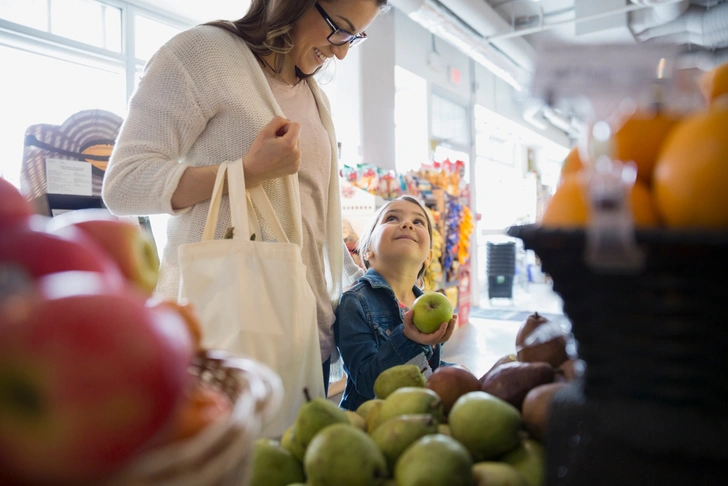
left=102, top=0, right=388, bottom=389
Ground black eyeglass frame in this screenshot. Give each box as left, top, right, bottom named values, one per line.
left=314, top=2, right=367, bottom=47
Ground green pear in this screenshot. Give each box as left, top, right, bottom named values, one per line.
left=281, top=425, right=306, bottom=462
left=365, top=400, right=385, bottom=433
left=438, top=424, right=452, bottom=436
left=347, top=410, right=367, bottom=430
left=394, top=434, right=473, bottom=486
left=499, top=439, right=545, bottom=486
left=249, top=438, right=305, bottom=486
left=449, top=391, right=522, bottom=461
left=370, top=414, right=439, bottom=470
left=357, top=398, right=384, bottom=420
left=373, top=364, right=426, bottom=399
left=294, top=396, right=349, bottom=449
left=472, top=462, right=528, bottom=486
left=304, top=423, right=388, bottom=486
left=379, top=387, right=445, bottom=425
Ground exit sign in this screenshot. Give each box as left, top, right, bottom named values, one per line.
left=449, top=66, right=461, bottom=85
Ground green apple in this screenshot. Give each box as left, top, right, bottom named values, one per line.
left=411, top=292, right=453, bottom=334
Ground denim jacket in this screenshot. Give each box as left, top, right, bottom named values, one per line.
left=335, top=268, right=442, bottom=411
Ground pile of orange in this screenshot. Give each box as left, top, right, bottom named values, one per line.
left=543, top=62, right=728, bottom=230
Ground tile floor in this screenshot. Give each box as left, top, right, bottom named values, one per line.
left=329, top=281, right=565, bottom=401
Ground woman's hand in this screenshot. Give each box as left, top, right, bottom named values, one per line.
left=403, top=310, right=458, bottom=346
left=243, top=116, right=301, bottom=188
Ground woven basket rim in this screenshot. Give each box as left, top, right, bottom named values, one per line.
left=103, top=350, right=283, bottom=485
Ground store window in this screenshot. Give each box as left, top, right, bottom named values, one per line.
left=0, top=45, right=126, bottom=184
left=0, top=0, right=189, bottom=258
left=1, top=0, right=122, bottom=52
left=134, top=14, right=183, bottom=62
left=431, top=91, right=470, bottom=149
left=473, top=105, right=529, bottom=230
left=394, top=66, right=428, bottom=174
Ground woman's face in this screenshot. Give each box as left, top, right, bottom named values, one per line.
left=289, top=0, right=381, bottom=75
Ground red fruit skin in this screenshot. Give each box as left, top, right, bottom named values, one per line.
left=0, top=286, right=193, bottom=484
left=0, top=178, right=32, bottom=229
left=0, top=223, right=124, bottom=285
left=48, top=212, right=160, bottom=297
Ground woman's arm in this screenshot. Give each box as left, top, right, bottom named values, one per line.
left=168, top=117, right=302, bottom=210
left=336, top=292, right=431, bottom=400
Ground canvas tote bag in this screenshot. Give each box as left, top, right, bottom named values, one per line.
left=178, top=161, right=324, bottom=438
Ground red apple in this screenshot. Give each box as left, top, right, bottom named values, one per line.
left=0, top=222, right=125, bottom=285
left=0, top=177, right=31, bottom=229
left=47, top=210, right=160, bottom=296
left=0, top=273, right=193, bottom=483
left=426, top=366, right=481, bottom=415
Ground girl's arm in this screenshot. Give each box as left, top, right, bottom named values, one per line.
left=336, top=293, right=432, bottom=400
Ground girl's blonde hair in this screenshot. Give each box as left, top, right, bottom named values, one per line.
left=357, top=195, right=433, bottom=280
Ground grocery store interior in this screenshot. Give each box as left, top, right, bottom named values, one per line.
left=3, top=0, right=719, bottom=366
left=2, top=0, right=726, bottom=483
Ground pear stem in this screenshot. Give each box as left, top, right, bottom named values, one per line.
left=303, top=387, right=311, bottom=402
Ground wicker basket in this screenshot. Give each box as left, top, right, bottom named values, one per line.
left=103, top=350, right=283, bottom=486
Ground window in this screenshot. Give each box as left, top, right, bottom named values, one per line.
left=0, top=1, right=188, bottom=185
left=1, top=0, right=122, bottom=51
left=431, top=92, right=470, bottom=149
left=1, top=0, right=189, bottom=259
left=0, top=45, right=126, bottom=184
left=394, top=66, right=428, bottom=174
left=134, top=14, right=182, bottom=62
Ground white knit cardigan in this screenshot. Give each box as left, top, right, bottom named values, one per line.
left=103, top=25, right=361, bottom=307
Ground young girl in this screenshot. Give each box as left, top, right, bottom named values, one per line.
left=335, top=195, right=458, bottom=410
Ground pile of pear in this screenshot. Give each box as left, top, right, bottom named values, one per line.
left=249, top=312, right=578, bottom=486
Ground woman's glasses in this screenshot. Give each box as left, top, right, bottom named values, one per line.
left=314, top=2, right=367, bottom=47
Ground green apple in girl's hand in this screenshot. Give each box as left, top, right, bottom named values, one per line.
left=412, top=292, right=453, bottom=334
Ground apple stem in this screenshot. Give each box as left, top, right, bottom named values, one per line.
left=303, top=387, right=311, bottom=402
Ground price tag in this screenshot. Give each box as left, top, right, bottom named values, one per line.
left=45, top=158, right=92, bottom=196
left=530, top=44, right=680, bottom=105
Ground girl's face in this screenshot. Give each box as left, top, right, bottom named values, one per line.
left=366, top=199, right=432, bottom=272
left=289, top=0, right=380, bottom=75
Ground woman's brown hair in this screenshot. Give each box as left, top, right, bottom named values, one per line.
left=206, top=0, right=389, bottom=78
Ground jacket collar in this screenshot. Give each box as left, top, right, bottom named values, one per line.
left=360, top=268, right=425, bottom=297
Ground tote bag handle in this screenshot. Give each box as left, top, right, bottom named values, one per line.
left=202, top=161, right=289, bottom=243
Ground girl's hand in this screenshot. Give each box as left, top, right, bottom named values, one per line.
left=403, top=310, right=458, bottom=346
left=243, top=116, right=301, bottom=187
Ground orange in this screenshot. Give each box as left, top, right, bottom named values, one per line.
left=699, top=62, right=728, bottom=105
left=560, top=147, right=584, bottom=179
left=610, top=111, right=681, bottom=185
left=541, top=173, right=659, bottom=228
left=653, top=101, right=728, bottom=228
left=158, top=379, right=233, bottom=444
left=148, top=298, right=203, bottom=351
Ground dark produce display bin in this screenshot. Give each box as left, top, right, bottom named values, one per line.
left=508, top=224, right=728, bottom=486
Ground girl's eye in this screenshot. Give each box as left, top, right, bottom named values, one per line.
left=414, top=219, right=425, bottom=225
left=385, top=215, right=398, bottom=222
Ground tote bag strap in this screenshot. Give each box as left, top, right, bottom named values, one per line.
left=202, top=160, right=289, bottom=243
